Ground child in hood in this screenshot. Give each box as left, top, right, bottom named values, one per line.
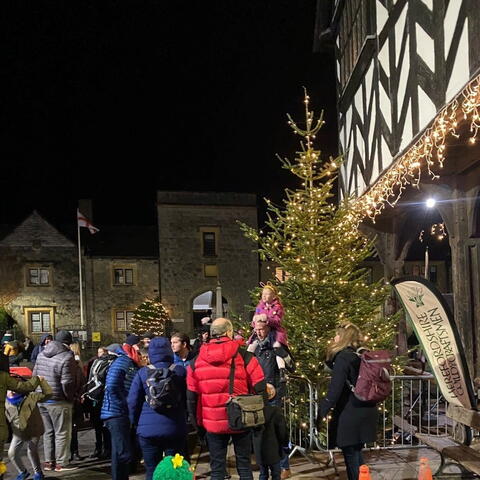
left=6, top=376, right=52, bottom=480
left=247, top=283, right=289, bottom=374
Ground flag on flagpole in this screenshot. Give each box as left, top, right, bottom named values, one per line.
left=77, top=209, right=99, bottom=234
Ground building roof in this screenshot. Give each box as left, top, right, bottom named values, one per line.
left=0, top=211, right=158, bottom=258
left=84, top=225, right=158, bottom=258
left=157, top=191, right=257, bottom=207
left=0, top=211, right=75, bottom=248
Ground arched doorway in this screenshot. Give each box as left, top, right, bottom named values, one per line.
left=192, top=290, right=228, bottom=330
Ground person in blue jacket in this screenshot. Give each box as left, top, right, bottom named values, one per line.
left=101, top=344, right=138, bottom=480
left=30, top=334, right=53, bottom=364
left=127, top=337, right=187, bottom=480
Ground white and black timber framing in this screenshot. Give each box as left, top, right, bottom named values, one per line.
left=331, top=0, right=480, bottom=198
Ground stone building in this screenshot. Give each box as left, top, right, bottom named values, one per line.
left=0, top=211, right=81, bottom=342
left=157, top=191, right=259, bottom=333
left=83, top=226, right=160, bottom=346
left=0, top=192, right=260, bottom=344
left=315, top=0, right=480, bottom=375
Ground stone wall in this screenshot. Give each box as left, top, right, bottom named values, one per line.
left=157, top=192, right=259, bottom=334
left=84, top=257, right=159, bottom=344
left=3, top=246, right=81, bottom=342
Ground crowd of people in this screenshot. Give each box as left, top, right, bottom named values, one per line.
left=0, top=283, right=379, bottom=480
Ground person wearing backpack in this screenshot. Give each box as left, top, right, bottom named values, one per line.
left=317, top=322, right=378, bottom=480
left=127, top=336, right=187, bottom=480
left=6, top=376, right=53, bottom=480
left=84, top=347, right=112, bottom=459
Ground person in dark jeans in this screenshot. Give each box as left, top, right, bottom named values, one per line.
left=341, top=444, right=364, bottom=480
left=207, top=431, right=252, bottom=479
left=104, top=416, right=132, bottom=480
left=253, top=384, right=289, bottom=480
left=318, top=323, right=378, bottom=480
left=90, top=400, right=111, bottom=458
left=187, top=318, right=266, bottom=480
left=101, top=344, right=138, bottom=480
left=250, top=319, right=294, bottom=479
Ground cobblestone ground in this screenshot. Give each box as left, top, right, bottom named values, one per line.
left=2, top=427, right=464, bottom=479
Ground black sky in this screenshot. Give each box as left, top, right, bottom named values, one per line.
left=1, top=1, right=337, bottom=226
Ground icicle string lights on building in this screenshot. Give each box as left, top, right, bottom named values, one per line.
left=353, top=73, right=480, bottom=221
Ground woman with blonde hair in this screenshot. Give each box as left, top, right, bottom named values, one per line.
left=318, top=322, right=377, bottom=480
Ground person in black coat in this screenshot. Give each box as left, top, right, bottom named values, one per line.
left=318, top=322, right=377, bottom=480
left=253, top=384, right=288, bottom=480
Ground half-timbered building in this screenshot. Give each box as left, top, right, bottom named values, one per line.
left=316, top=0, right=480, bottom=376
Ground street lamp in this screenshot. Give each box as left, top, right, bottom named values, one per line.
left=426, top=198, right=436, bottom=208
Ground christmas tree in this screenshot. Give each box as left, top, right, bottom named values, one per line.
left=130, top=297, right=172, bottom=336
left=240, top=91, right=396, bottom=385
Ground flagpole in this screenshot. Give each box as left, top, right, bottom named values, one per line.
left=77, top=212, right=85, bottom=327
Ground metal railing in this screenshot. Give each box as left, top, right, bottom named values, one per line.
left=283, top=373, right=471, bottom=459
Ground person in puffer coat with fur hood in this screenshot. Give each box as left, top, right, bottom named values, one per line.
left=187, top=318, right=266, bottom=480
left=127, top=337, right=187, bottom=480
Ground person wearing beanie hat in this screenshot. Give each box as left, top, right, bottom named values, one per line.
left=122, top=335, right=141, bottom=367
left=33, top=331, right=81, bottom=472
left=153, top=454, right=193, bottom=480
left=192, top=325, right=210, bottom=355
left=140, top=332, right=155, bottom=348
left=55, top=330, right=73, bottom=346
left=125, top=334, right=141, bottom=346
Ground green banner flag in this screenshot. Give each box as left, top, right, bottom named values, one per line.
left=392, top=276, right=476, bottom=409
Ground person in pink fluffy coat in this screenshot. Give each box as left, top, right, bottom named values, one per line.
left=247, top=283, right=290, bottom=377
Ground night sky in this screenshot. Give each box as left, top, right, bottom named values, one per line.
left=1, top=1, right=337, bottom=227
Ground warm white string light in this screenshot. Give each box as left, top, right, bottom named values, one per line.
left=352, top=74, right=480, bottom=221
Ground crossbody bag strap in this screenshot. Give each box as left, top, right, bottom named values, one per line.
left=229, top=349, right=239, bottom=395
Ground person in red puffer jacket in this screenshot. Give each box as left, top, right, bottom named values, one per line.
left=187, top=317, right=266, bottom=480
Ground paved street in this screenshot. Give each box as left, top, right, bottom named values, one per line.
left=2, top=426, right=461, bottom=480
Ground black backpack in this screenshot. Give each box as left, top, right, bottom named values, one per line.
left=145, top=364, right=182, bottom=414
left=84, top=354, right=117, bottom=403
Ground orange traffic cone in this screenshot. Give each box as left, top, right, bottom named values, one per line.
left=418, top=457, right=433, bottom=480
left=359, top=464, right=372, bottom=480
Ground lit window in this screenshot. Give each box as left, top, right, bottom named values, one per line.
left=30, top=311, right=51, bottom=333
left=115, top=310, right=135, bottom=331
left=113, top=268, right=134, bottom=285
left=28, top=268, right=50, bottom=286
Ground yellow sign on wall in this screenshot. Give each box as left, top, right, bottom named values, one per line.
left=92, top=332, right=101, bottom=342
